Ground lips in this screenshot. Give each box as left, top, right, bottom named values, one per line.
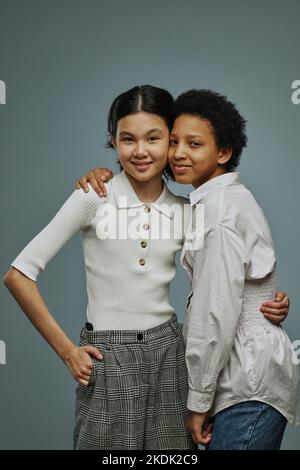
left=131, top=161, right=153, bottom=172
left=172, top=164, right=192, bottom=174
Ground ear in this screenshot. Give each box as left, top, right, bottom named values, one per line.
left=218, top=147, right=232, bottom=166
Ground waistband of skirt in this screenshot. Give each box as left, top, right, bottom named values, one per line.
left=80, top=312, right=181, bottom=344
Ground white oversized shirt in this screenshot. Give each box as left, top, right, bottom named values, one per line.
left=181, top=172, right=299, bottom=426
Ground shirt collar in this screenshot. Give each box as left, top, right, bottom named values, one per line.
left=112, top=171, right=174, bottom=218
left=189, top=172, right=240, bottom=206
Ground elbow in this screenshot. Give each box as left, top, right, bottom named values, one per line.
left=3, top=267, right=22, bottom=289
left=3, top=270, right=11, bottom=288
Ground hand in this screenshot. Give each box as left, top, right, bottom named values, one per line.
left=75, top=168, right=114, bottom=197
left=64, top=345, right=103, bottom=386
left=187, top=411, right=213, bottom=446
left=260, top=290, right=290, bottom=325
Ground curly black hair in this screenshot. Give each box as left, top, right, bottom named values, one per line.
left=173, top=89, right=247, bottom=171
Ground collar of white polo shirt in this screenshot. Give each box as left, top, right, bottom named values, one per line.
left=112, top=171, right=174, bottom=219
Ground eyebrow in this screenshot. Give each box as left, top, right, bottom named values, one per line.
left=119, top=128, right=164, bottom=136
left=187, top=134, right=205, bottom=139
left=170, top=133, right=205, bottom=139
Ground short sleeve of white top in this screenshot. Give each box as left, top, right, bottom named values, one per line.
left=181, top=172, right=299, bottom=426
left=11, top=171, right=190, bottom=331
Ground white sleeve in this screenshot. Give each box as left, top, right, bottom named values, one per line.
left=185, top=223, right=247, bottom=413
left=11, top=184, right=104, bottom=281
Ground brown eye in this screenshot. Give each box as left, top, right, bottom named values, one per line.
left=190, top=142, right=202, bottom=147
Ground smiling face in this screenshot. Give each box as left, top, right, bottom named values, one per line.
left=112, top=111, right=170, bottom=185
left=168, top=114, right=232, bottom=188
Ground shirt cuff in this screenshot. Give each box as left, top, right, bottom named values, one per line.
left=11, top=261, right=38, bottom=282
left=187, top=388, right=215, bottom=413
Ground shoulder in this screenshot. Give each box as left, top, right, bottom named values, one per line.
left=164, top=187, right=189, bottom=207
left=163, top=189, right=190, bottom=228
left=221, top=184, right=273, bottom=238
left=220, top=184, right=276, bottom=277
left=74, top=182, right=110, bottom=206
left=61, top=182, right=110, bottom=223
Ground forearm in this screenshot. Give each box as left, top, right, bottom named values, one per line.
left=3, top=267, right=76, bottom=362
left=185, top=331, right=235, bottom=412
left=185, top=225, right=246, bottom=412
left=186, top=288, right=244, bottom=412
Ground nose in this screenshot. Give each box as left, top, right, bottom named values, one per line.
left=173, top=144, right=187, bottom=161
left=133, top=142, right=148, bottom=158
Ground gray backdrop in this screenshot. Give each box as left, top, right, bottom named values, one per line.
left=0, top=0, right=299, bottom=449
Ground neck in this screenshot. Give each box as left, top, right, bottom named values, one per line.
left=125, top=171, right=164, bottom=203
left=193, top=167, right=228, bottom=189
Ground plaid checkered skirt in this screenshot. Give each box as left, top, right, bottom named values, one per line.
left=73, top=313, right=196, bottom=450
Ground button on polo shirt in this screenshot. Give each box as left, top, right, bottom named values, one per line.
left=11, top=170, right=188, bottom=334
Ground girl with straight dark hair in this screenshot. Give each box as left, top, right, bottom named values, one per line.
left=4, top=85, right=196, bottom=450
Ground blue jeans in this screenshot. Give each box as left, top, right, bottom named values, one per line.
left=208, top=401, right=287, bottom=450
